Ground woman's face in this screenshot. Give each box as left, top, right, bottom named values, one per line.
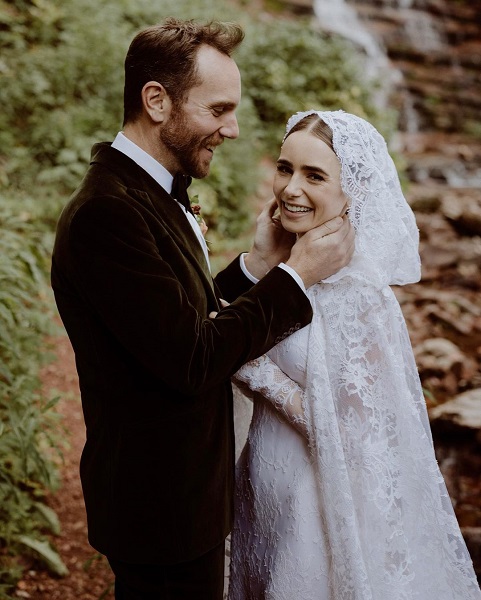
left=273, top=129, right=348, bottom=237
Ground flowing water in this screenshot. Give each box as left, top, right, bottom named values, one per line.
left=313, top=0, right=481, bottom=185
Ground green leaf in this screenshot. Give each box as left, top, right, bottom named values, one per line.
left=16, top=535, right=69, bottom=576
left=33, top=501, right=61, bottom=535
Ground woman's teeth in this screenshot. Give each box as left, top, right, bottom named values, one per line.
left=284, top=201, right=312, bottom=213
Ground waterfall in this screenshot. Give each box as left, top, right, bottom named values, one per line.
left=313, top=0, right=382, bottom=59
left=404, top=10, right=444, bottom=53
left=313, top=0, right=418, bottom=133
left=312, top=0, right=399, bottom=110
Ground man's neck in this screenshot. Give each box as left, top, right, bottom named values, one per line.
left=123, top=122, right=177, bottom=175
left=112, top=132, right=174, bottom=193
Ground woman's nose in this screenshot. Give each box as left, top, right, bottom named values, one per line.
left=284, top=176, right=303, bottom=197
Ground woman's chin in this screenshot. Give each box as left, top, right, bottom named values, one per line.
left=280, top=218, right=305, bottom=237
left=282, top=223, right=307, bottom=237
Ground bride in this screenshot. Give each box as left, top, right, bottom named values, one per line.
left=227, top=110, right=481, bottom=599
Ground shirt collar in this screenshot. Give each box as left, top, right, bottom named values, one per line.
left=111, top=132, right=173, bottom=193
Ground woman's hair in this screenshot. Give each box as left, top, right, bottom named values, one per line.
left=123, top=17, right=244, bottom=125
left=284, top=113, right=334, bottom=151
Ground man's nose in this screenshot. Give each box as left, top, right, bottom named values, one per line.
left=219, top=113, right=239, bottom=139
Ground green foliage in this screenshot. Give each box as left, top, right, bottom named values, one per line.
left=0, top=0, right=383, bottom=240
left=238, top=18, right=385, bottom=154
left=0, top=204, right=66, bottom=594
left=0, top=0, right=129, bottom=193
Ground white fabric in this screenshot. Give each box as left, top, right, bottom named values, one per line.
left=229, top=111, right=481, bottom=599
left=239, top=253, right=307, bottom=294
left=112, top=132, right=173, bottom=191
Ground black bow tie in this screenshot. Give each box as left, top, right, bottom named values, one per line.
left=172, top=173, right=193, bottom=215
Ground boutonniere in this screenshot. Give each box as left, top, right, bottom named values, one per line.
left=190, top=195, right=208, bottom=238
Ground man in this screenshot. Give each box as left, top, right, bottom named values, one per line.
left=51, top=17, right=354, bottom=599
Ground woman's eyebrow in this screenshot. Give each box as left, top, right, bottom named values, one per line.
left=277, top=158, right=330, bottom=177
left=302, top=164, right=329, bottom=176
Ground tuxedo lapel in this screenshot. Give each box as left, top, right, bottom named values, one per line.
left=90, top=143, right=216, bottom=300
left=134, top=184, right=215, bottom=296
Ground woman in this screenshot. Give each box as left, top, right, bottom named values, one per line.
left=228, top=110, right=481, bottom=599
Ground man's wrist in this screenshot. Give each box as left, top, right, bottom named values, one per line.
left=243, top=251, right=272, bottom=280
left=239, top=253, right=259, bottom=283
left=240, top=255, right=307, bottom=296
left=278, top=263, right=307, bottom=294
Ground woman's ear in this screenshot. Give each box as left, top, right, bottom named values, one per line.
left=141, top=81, right=172, bottom=124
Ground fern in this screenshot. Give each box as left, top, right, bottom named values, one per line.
left=0, top=205, right=66, bottom=594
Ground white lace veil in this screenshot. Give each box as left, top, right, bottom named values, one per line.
left=231, top=111, right=480, bottom=597
left=284, top=110, right=421, bottom=289
left=282, top=111, right=479, bottom=597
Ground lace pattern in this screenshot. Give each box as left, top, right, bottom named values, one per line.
left=228, top=111, right=481, bottom=599
left=233, top=356, right=307, bottom=436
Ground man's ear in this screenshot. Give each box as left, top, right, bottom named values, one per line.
left=141, top=81, right=172, bottom=123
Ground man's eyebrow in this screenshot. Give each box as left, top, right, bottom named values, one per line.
left=210, top=100, right=237, bottom=109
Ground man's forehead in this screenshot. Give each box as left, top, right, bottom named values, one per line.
left=188, top=52, right=241, bottom=106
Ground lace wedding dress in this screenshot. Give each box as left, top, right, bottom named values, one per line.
left=228, top=111, right=481, bottom=600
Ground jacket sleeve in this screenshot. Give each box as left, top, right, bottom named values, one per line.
left=214, top=254, right=254, bottom=302
left=60, top=195, right=313, bottom=395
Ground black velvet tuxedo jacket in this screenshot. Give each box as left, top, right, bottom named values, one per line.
left=51, top=142, right=313, bottom=565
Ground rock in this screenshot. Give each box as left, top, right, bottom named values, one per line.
left=278, top=0, right=313, bottom=14
left=441, top=193, right=481, bottom=237
left=415, top=337, right=477, bottom=397
left=415, top=337, right=465, bottom=373
left=430, top=388, right=481, bottom=431
left=430, top=390, right=481, bottom=546
left=408, top=187, right=442, bottom=212
left=420, top=243, right=458, bottom=271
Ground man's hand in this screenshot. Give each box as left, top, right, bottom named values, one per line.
left=286, top=215, right=355, bottom=288
left=244, top=198, right=296, bottom=279
left=209, top=299, right=229, bottom=319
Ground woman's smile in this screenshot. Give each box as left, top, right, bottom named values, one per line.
left=282, top=201, right=313, bottom=214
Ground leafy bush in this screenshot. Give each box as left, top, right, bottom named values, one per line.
left=0, top=205, right=66, bottom=596
left=0, top=0, right=384, bottom=240
left=237, top=18, right=386, bottom=154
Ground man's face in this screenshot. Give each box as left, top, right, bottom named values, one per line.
left=160, top=45, right=241, bottom=179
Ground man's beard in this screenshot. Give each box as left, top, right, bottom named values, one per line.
left=160, top=106, right=216, bottom=179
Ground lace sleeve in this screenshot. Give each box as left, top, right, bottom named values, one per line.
left=233, top=355, right=307, bottom=436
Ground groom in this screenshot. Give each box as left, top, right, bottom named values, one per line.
left=51, top=17, right=354, bottom=599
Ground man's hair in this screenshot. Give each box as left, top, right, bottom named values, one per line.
left=285, top=113, right=334, bottom=151
left=123, top=17, right=244, bottom=125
